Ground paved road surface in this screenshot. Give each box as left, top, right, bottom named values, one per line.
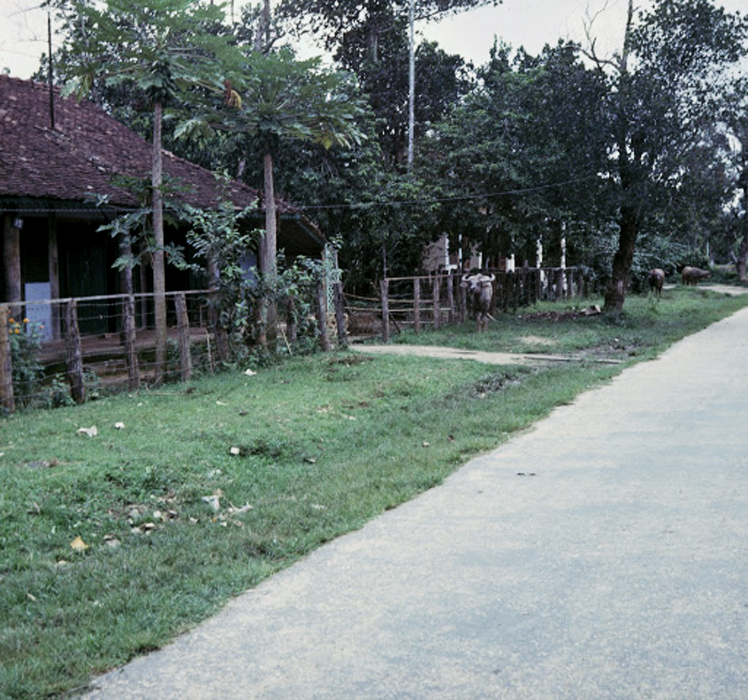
left=85, top=306, right=748, bottom=699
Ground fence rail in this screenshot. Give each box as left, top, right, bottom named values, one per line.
left=0, top=290, right=213, bottom=413
left=346, top=267, right=584, bottom=340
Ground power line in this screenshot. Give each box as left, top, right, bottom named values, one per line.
left=295, top=174, right=601, bottom=212
left=3, top=177, right=602, bottom=216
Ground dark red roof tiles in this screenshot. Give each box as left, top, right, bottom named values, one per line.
left=0, top=75, right=257, bottom=211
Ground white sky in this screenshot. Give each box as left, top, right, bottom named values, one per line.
left=0, top=0, right=744, bottom=79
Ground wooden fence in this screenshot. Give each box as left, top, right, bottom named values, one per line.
left=0, top=270, right=582, bottom=412
left=0, top=290, right=211, bottom=413
left=0, top=281, right=349, bottom=414
left=345, top=267, right=584, bottom=342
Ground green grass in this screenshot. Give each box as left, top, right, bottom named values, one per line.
left=1, top=287, right=746, bottom=699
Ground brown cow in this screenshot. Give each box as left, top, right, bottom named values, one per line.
left=648, top=268, right=665, bottom=297
left=681, top=266, right=711, bottom=286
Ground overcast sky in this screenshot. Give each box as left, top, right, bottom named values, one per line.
left=0, top=0, right=744, bottom=79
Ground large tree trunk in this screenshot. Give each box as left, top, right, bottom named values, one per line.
left=152, top=100, right=168, bottom=382
left=604, top=204, right=639, bottom=310
left=603, top=0, right=639, bottom=312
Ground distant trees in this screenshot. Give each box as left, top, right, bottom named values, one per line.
left=589, top=0, right=747, bottom=309
left=419, top=41, right=609, bottom=270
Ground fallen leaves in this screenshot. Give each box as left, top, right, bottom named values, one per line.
left=202, top=493, right=221, bottom=513
left=69, top=536, right=90, bottom=552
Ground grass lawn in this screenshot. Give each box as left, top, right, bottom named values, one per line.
left=1, top=287, right=747, bottom=699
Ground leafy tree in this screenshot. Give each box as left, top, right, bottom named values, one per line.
left=180, top=47, right=368, bottom=343
left=50, top=0, right=243, bottom=380
left=586, top=0, right=747, bottom=309
left=419, top=41, right=609, bottom=271
left=720, top=76, right=748, bottom=279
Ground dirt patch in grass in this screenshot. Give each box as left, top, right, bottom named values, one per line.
left=519, top=335, right=558, bottom=347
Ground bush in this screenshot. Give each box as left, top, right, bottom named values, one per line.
left=8, top=317, right=44, bottom=407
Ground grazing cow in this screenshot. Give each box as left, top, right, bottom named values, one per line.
left=648, top=268, right=665, bottom=297
left=461, top=272, right=496, bottom=331
left=681, top=266, right=711, bottom=286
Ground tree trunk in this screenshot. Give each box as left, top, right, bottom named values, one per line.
left=258, top=148, right=278, bottom=346
left=604, top=204, right=639, bottom=310
left=152, top=100, right=168, bottom=382
left=603, top=0, right=640, bottom=312
left=738, top=147, right=748, bottom=282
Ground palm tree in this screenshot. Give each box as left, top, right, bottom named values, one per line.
left=57, top=0, right=242, bottom=379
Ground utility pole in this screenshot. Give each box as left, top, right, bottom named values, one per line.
left=407, top=0, right=415, bottom=172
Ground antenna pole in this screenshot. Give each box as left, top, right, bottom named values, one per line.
left=48, top=12, right=55, bottom=131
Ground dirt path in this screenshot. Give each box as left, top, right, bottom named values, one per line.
left=351, top=344, right=622, bottom=365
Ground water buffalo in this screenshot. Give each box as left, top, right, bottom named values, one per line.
left=681, top=266, right=711, bottom=286
left=648, top=268, right=665, bottom=297
left=461, top=272, right=496, bottom=331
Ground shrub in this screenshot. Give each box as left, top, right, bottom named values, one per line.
left=8, top=317, right=44, bottom=407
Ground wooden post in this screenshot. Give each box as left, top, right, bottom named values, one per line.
left=413, top=278, right=421, bottom=333
left=432, top=276, right=440, bottom=329
left=566, top=269, right=574, bottom=299
left=48, top=213, right=61, bottom=340
left=315, top=282, right=331, bottom=352
left=333, top=281, right=348, bottom=349
left=3, top=216, right=22, bottom=319
left=139, top=240, right=149, bottom=329
left=458, top=279, right=466, bottom=323
left=286, top=295, right=298, bottom=345
left=66, top=300, right=85, bottom=404
left=381, top=279, right=390, bottom=343
left=446, top=273, right=455, bottom=323
left=175, top=293, right=192, bottom=381
left=122, top=295, right=140, bottom=391
left=207, top=261, right=229, bottom=363
left=0, top=307, right=15, bottom=414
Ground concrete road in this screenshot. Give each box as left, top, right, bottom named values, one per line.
left=84, top=307, right=748, bottom=700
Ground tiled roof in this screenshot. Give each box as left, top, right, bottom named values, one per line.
left=0, top=75, right=267, bottom=212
